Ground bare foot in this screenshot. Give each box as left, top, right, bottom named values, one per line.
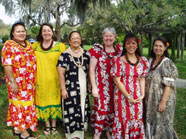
left=93, top=134, right=100, bottom=139
left=106, top=130, right=112, bottom=139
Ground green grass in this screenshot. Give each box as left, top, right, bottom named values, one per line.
left=0, top=84, right=186, bottom=138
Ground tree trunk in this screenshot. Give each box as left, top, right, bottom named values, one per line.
left=177, top=34, right=181, bottom=59
left=181, top=33, right=185, bottom=59
left=171, top=34, right=176, bottom=62
left=55, top=5, right=61, bottom=41
left=140, top=33, right=143, bottom=55
left=148, top=33, right=152, bottom=57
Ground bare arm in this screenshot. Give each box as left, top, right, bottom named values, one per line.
left=114, top=77, right=136, bottom=103
left=89, top=58, right=99, bottom=97
left=57, top=67, right=68, bottom=99
left=158, top=86, right=171, bottom=112
left=4, top=65, right=18, bottom=93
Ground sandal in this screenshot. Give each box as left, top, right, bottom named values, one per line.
left=19, top=134, right=36, bottom=139
left=43, top=127, right=50, bottom=135
left=51, top=127, right=58, bottom=135
left=13, top=131, right=21, bottom=136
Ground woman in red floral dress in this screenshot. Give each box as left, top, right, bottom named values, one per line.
left=89, top=27, right=122, bottom=139
left=1, top=22, right=37, bottom=139
left=111, top=33, right=149, bottom=139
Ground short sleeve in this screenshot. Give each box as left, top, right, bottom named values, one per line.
left=140, top=56, right=149, bottom=78
left=57, top=53, right=68, bottom=69
left=89, top=43, right=102, bottom=59
left=85, top=51, right=90, bottom=64
left=1, top=43, right=14, bottom=66
left=32, top=41, right=40, bottom=50
left=58, top=42, right=66, bottom=53
left=110, top=56, right=122, bottom=77
left=161, top=59, right=178, bottom=87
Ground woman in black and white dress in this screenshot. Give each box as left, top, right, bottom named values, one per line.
left=57, top=31, right=90, bottom=139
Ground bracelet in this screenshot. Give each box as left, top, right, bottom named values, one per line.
left=10, top=78, right=15, bottom=82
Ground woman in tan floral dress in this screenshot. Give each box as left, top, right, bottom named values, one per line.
left=145, top=37, right=178, bottom=139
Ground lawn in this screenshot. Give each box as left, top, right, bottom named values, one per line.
left=0, top=84, right=185, bottom=139
left=0, top=45, right=185, bottom=138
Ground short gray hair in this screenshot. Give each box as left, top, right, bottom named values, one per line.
left=102, top=27, right=116, bottom=36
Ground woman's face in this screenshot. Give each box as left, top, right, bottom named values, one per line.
left=153, top=40, right=167, bottom=57
left=125, top=38, right=138, bottom=55
left=12, top=25, right=26, bottom=42
left=41, top=25, right=53, bottom=41
left=69, top=32, right=81, bottom=49
left=103, top=32, right=115, bottom=47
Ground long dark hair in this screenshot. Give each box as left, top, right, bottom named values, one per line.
left=36, top=23, right=57, bottom=42
left=69, top=31, right=83, bottom=48
left=150, top=37, right=169, bottom=58
left=121, top=33, right=141, bottom=56
left=10, top=21, right=26, bottom=40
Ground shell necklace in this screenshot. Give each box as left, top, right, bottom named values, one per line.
left=69, top=47, right=84, bottom=68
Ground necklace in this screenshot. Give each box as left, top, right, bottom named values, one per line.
left=125, top=54, right=139, bottom=66
left=41, top=40, right=54, bottom=51
left=69, top=47, right=84, bottom=68
left=150, top=56, right=164, bottom=70
left=104, top=45, right=117, bottom=59
left=71, top=54, right=84, bottom=68
left=69, top=47, right=80, bottom=53
left=15, top=40, right=27, bottom=48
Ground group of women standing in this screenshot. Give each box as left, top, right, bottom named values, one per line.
left=1, top=21, right=178, bottom=139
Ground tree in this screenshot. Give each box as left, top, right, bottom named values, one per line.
left=0, top=0, right=111, bottom=40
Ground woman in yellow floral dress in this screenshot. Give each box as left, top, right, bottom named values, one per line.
left=1, top=21, right=37, bottom=139
left=33, top=23, right=66, bottom=135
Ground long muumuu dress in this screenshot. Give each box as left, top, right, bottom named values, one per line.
left=111, top=56, right=149, bottom=139
left=145, top=57, right=178, bottom=139
left=57, top=50, right=90, bottom=139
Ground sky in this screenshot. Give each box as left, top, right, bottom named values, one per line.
left=0, top=4, right=17, bottom=25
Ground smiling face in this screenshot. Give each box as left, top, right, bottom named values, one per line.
left=153, top=40, right=167, bottom=57
left=41, top=25, right=53, bottom=41
left=69, top=32, right=81, bottom=49
left=12, top=25, right=26, bottom=43
left=125, top=38, right=138, bottom=55
left=103, top=32, right=115, bottom=47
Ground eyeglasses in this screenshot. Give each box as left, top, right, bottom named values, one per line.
left=71, top=37, right=81, bottom=40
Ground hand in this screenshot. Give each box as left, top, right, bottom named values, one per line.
left=135, top=96, right=144, bottom=103
left=92, top=87, right=99, bottom=98
left=128, top=97, right=136, bottom=104
left=158, top=101, right=166, bottom=112
left=61, top=89, right=68, bottom=99
left=11, top=81, right=18, bottom=94
left=88, top=84, right=92, bottom=92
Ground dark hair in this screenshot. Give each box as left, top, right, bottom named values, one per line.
left=36, top=23, right=57, bottom=42
left=10, top=21, right=26, bottom=40
left=121, top=33, right=141, bottom=56
left=69, top=31, right=83, bottom=48
left=150, top=36, right=169, bottom=58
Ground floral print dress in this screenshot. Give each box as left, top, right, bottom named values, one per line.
left=89, top=43, right=122, bottom=136
left=111, top=56, right=149, bottom=139
left=1, top=40, right=37, bottom=131
left=145, top=57, right=178, bottom=139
